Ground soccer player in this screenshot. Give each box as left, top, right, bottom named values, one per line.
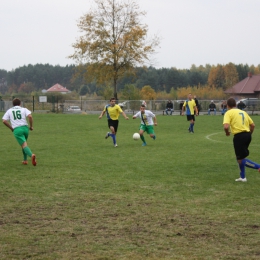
left=99, top=97, right=129, bottom=147
left=2, top=98, right=37, bottom=166
left=223, top=97, right=260, bottom=182
left=181, top=93, right=198, bottom=133
left=133, top=104, right=157, bottom=146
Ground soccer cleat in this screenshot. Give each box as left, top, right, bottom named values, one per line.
left=31, top=154, right=37, bottom=166
left=235, top=177, right=247, bottom=182
left=191, top=131, right=194, bottom=134
left=142, top=142, right=147, bottom=146
left=152, top=135, right=156, bottom=140
left=22, top=161, right=28, bottom=165
left=105, top=132, right=110, bottom=139
left=114, top=144, right=118, bottom=147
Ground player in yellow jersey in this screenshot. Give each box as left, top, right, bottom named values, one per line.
left=181, top=93, right=198, bottom=133
left=99, top=97, right=129, bottom=147
left=223, top=97, right=260, bottom=182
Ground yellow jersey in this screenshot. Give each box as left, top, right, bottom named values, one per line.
left=183, top=99, right=196, bottom=115
left=103, top=104, right=122, bottom=120
left=223, top=108, right=253, bottom=135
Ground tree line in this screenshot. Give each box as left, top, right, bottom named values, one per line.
left=0, top=63, right=259, bottom=98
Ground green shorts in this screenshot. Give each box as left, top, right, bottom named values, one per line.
left=13, top=126, right=29, bottom=146
left=139, top=124, right=155, bottom=135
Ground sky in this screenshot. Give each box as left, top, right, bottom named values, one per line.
left=1, top=0, right=260, bottom=71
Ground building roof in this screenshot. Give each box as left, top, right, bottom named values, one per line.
left=225, top=73, right=260, bottom=94
left=46, top=83, right=69, bottom=92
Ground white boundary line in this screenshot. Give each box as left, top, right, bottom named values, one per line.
left=205, top=132, right=258, bottom=147
left=205, top=132, right=224, bottom=143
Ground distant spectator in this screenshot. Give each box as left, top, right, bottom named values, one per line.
left=165, top=100, right=174, bottom=115
left=194, top=95, right=200, bottom=115
left=237, top=100, right=246, bottom=110
left=179, top=101, right=184, bottom=115
left=208, top=100, right=216, bottom=115
left=221, top=100, right=227, bottom=115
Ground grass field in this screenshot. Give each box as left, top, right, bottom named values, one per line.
left=0, top=112, right=260, bottom=259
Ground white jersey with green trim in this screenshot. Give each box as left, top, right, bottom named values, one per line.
left=2, top=106, right=31, bottom=129
left=134, top=110, right=155, bottom=125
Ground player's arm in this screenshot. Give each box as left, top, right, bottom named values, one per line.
left=132, top=112, right=139, bottom=119
left=99, top=110, right=106, bottom=119
left=194, top=105, right=198, bottom=115
left=2, top=119, right=13, bottom=132
left=223, top=123, right=230, bottom=136
left=153, top=116, right=157, bottom=126
left=181, top=103, right=185, bottom=115
left=28, top=114, right=33, bottom=131
left=121, top=111, right=129, bottom=120
left=250, top=123, right=255, bottom=134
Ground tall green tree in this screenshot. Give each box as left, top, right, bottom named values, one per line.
left=69, top=0, right=159, bottom=100
left=121, top=84, right=141, bottom=100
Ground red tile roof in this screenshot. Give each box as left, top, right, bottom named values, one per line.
left=225, top=74, right=260, bottom=94
left=47, top=83, right=69, bottom=92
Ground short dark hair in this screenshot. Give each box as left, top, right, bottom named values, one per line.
left=110, top=97, right=116, bottom=101
left=13, top=98, right=21, bottom=106
left=141, top=104, right=146, bottom=108
left=227, top=98, right=236, bottom=108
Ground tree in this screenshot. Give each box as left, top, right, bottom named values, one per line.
left=121, top=84, right=141, bottom=100
left=223, top=63, right=239, bottom=90
left=18, top=82, right=35, bottom=93
left=208, top=65, right=225, bottom=88
left=79, top=85, right=89, bottom=96
left=140, top=85, right=156, bottom=100
left=98, top=85, right=114, bottom=100
left=69, top=0, right=159, bottom=100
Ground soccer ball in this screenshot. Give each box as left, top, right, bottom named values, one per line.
left=133, top=133, right=140, bottom=140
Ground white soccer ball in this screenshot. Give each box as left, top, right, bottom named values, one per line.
left=133, top=133, right=140, bottom=140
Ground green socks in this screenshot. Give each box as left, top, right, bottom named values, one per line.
left=23, top=146, right=33, bottom=157
left=140, top=135, right=146, bottom=143
left=22, top=149, right=27, bottom=161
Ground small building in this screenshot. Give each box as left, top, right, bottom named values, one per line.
left=46, top=83, right=70, bottom=94
left=225, top=73, right=260, bottom=99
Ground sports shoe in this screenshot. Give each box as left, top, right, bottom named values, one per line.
left=114, top=144, right=118, bottom=147
left=105, top=132, right=110, bottom=139
left=235, top=177, right=247, bottom=182
left=31, top=154, right=37, bottom=166
left=152, top=135, right=156, bottom=140
left=142, top=143, right=147, bottom=146
left=22, top=161, right=28, bottom=165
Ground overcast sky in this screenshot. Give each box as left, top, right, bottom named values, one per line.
left=1, top=0, right=260, bottom=71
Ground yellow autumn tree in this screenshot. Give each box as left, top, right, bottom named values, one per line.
left=69, top=0, right=160, bottom=100
left=223, top=62, right=239, bottom=90
left=208, top=65, right=225, bottom=88
left=140, top=85, right=156, bottom=100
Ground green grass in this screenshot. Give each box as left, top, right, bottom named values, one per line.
left=1, top=113, right=260, bottom=259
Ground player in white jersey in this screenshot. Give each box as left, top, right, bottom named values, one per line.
left=133, top=104, right=157, bottom=146
left=2, top=98, right=37, bottom=166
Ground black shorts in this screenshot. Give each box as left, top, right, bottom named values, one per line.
left=233, top=132, right=251, bottom=160
left=108, top=119, right=119, bottom=133
left=186, top=115, right=195, bottom=121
